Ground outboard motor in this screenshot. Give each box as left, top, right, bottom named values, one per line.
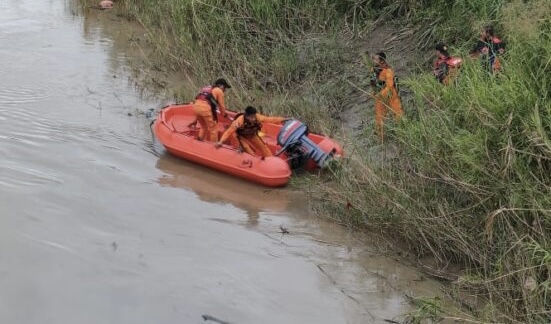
left=276, top=119, right=335, bottom=169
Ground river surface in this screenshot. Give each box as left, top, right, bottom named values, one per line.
left=0, top=1, right=445, bottom=323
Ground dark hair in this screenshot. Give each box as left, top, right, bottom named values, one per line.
left=375, top=52, right=387, bottom=62
left=435, top=43, right=450, bottom=57
left=214, top=78, right=231, bottom=89
left=244, top=106, right=257, bottom=116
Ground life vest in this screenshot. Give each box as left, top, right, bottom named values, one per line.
left=234, top=113, right=262, bottom=138
left=434, top=56, right=462, bottom=84
left=484, top=37, right=504, bottom=58
left=195, top=86, right=219, bottom=120
left=490, top=37, right=504, bottom=71
left=370, top=67, right=399, bottom=92
left=446, top=57, right=462, bottom=68
left=478, top=37, right=504, bottom=71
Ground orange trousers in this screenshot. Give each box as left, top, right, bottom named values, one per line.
left=193, top=102, right=218, bottom=142
left=492, top=57, right=502, bottom=73
left=238, top=134, right=272, bottom=157
left=374, top=89, right=403, bottom=143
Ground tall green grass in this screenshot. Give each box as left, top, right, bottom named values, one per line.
left=102, top=0, right=512, bottom=131
left=317, top=0, right=551, bottom=321
left=81, top=0, right=550, bottom=321
left=109, top=0, right=375, bottom=134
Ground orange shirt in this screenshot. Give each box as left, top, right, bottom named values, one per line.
left=220, top=114, right=285, bottom=143
left=377, top=67, right=396, bottom=98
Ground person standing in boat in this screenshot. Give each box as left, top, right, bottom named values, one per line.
left=370, top=52, right=403, bottom=143
left=215, top=106, right=287, bottom=158
left=192, top=78, right=231, bottom=142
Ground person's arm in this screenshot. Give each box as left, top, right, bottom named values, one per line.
left=212, top=87, right=227, bottom=117
left=256, top=114, right=286, bottom=124
left=218, top=116, right=243, bottom=144
left=496, top=40, right=505, bottom=54
left=433, top=59, right=441, bottom=76
left=379, top=69, right=394, bottom=97
left=369, top=68, right=378, bottom=87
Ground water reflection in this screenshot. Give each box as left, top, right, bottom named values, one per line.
left=155, top=154, right=289, bottom=227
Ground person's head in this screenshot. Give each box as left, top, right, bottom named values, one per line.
left=481, top=25, right=495, bottom=39
left=213, top=78, right=231, bottom=91
left=372, top=52, right=387, bottom=66
left=435, top=43, right=450, bottom=58
left=244, top=106, right=257, bottom=123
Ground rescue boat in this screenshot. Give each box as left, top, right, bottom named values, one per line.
left=152, top=104, right=343, bottom=187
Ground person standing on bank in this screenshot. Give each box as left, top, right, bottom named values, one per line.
left=470, top=25, right=505, bottom=73
left=192, top=78, right=231, bottom=142
left=433, top=43, right=463, bottom=85
left=369, top=52, right=403, bottom=143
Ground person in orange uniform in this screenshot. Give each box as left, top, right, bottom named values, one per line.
left=192, top=78, right=231, bottom=142
left=370, top=52, right=403, bottom=143
left=433, top=43, right=463, bottom=85
left=215, top=106, right=287, bottom=158
left=470, top=25, right=505, bottom=73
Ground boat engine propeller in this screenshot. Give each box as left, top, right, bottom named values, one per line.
left=275, top=119, right=336, bottom=169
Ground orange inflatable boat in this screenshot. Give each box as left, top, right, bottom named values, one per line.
left=152, top=104, right=343, bottom=187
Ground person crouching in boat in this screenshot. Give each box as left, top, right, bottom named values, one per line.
left=192, top=78, right=231, bottom=142
left=215, top=106, right=287, bottom=158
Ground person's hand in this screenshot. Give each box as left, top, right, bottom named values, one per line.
left=214, top=141, right=223, bottom=149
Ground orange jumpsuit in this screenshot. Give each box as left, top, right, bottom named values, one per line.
left=193, top=87, right=227, bottom=142
left=219, top=114, right=285, bottom=157
left=373, top=66, right=403, bottom=142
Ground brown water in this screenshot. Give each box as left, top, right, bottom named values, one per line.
left=0, top=1, right=445, bottom=323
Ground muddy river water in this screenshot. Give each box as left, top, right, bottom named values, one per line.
left=0, top=1, right=445, bottom=323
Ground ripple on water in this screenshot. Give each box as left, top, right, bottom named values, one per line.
left=0, top=17, right=44, bottom=34
left=0, top=161, right=64, bottom=190
left=0, top=101, right=108, bottom=192
left=0, top=103, right=110, bottom=147
left=0, top=86, right=50, bottom=106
